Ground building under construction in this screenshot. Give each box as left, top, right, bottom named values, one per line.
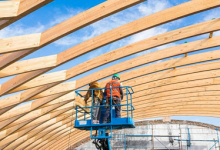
left=0, top=0, right=220, bottom=150
left=77, top=120, right=220, bottom=150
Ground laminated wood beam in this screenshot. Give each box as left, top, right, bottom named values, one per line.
left=2, top=38, right=220, bottom=148
left=44, top=130, right=90, bottom=150
left=0, top=0, right=145, bottom=69
left=0, top=48, right=216, bottom=121
left=2, top=68, right=220, bottom=123
left=0, top=49, right=217, bottom=136
left=133, top=109, right=220, bottom=121
left=7, top=26, right=220, bottom=94
left=42, top=130, right=89, bottom=150
left=0, top=0, right=53, bottom=30
left=1, top=0, right=220, bottom=97
left=130, top=90, right=220, bottom=107
left=3, top=74, right=220, bottom=147
left=24, top=116, right=89, bottom=150
left=2, top=35, right=220, bottom=117
left=5, top=115, right=88, bottom=150
left=1, top=49, right=217, bottom=131
left=0, top=105, right=77, bottom=148
left=15, top=115, right=87, bottom=150
left=0, top=55, right=57, bottom=78
left=2, top=17, right=220, bottom=79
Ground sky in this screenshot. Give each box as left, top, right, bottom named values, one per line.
left=0, top=0, right=220, bottom=126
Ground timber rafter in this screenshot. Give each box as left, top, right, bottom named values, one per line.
left=1, top=0, right=220, bottom=149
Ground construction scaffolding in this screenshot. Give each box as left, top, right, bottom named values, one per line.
left=76, top=120, right=220, bottom=150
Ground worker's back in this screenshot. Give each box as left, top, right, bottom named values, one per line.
left=105, top=79, right=121, bottom=98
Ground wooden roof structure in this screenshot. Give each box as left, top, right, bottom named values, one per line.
left=0, top=0, right=220, bottom=149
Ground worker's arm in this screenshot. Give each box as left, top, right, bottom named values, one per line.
left=84, top=90, right=91, bottom=103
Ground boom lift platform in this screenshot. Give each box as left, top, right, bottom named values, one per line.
left=74, top=86, right=135, bottom=150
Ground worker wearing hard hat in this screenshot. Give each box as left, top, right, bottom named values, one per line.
left=103, top=74, right=124, bottom=124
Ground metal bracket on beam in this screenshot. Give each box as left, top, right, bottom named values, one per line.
left=209, top=32, right=213, bottom=38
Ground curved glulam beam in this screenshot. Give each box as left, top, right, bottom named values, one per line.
left=2, top=49, right=218, bottom=128
left=0, top=0, right=145, bottom=68
left=5, top=115, right=88, bottom=150
left=21, top=64, right=219, bottom=148
left=24, top=116, right=90, bottom=150
left=43, top=130, right=89, bottom=150
left=1, top=46, right=219, bottom=135
left=0, top=0, right=53, bottom=30
left=1, top=18, right=220, bottom=79
left=0, top=55, right=57, bottom=78
left=0, top=100, right=74, bottom=131
left=3, top=69, right=220, bottom=148
left=5, top=20, right=220, bottom=94
left=2, top=68, right=220, bottom=124
left=2, top=32, right=220, bottom=116
left=1, top=48, right=217, bottom=117
left=133, top=109, right=220, bottom=121
left=2, top=51, right=220, bottom=147
left=1, top=0, right=220, bottom=97
left=14, top=115, right=86, bottom=150
left=0, top=104, right=77, bottom=148
left=44, top=130, right=90, bottom=150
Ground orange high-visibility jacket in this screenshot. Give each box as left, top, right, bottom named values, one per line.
left=105, top=80, right=121, bottom=98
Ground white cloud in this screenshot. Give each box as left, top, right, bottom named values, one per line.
left=88, top=49, right=103, bottom=59
left=82, top=0, right=173, bottom=59
left=49, top=8, right=82, bottom=26
left=0, top=23, right=45, bottom=38
left=138, top=0, right=171, bottom=16
left=0, top=7, right=82, bottom=39
left=54, top=36, right=78, bottom=46
left=203, top=9, right=220, bottom=21
left=156, top=43, right=177, bottom=50
left=128, top=27, right=168, bottom=44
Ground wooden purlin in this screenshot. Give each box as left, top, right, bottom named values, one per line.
left=5, top=115, right=89, bottom=150
left=0, top=0, right=145, bottom=69
left=1, top=46, right=218, bottom=127
left=0, top=104, right=77, bottom=149
left=2, top=56, right=220, bottom=124
left=2, top=18, right=220, bottom=93
left=0, top=0, right=54, bottom=30
left=1, top=18, right=220, bottom=118
left=1, top=1, right=220, bottom=148
left=1, top=41, right=220, bottom=137
left=1, top=0, right=220, bottom=98
left=0, top=55, right=57, bottom=78
left=2, top=60, right=220, bottom=148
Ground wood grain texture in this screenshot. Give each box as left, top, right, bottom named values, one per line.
left=5, top=19, right=220, bottom=94
left=0, top=55, right=57, bottom=78
left=0, top=0, right=145, bottom=69
left=0, top=33, right=41, bottom=54
left=0, top=0, right=54, bottom=29
left=0, top=1, right=19, bottom=19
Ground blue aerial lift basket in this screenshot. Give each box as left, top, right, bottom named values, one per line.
left=74, top=86, right=135, bottom=139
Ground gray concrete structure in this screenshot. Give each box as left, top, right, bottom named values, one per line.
left=75, top=120, right=220, bottom=150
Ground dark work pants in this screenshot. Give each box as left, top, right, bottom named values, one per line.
left=103, top=97, right=121, bottom=123
left=93, top=97, right=101, bottom=121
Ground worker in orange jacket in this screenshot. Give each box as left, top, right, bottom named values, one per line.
left=84, top=81, right=103, bottom=124
left=103, top=74, right=123, bottom=123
